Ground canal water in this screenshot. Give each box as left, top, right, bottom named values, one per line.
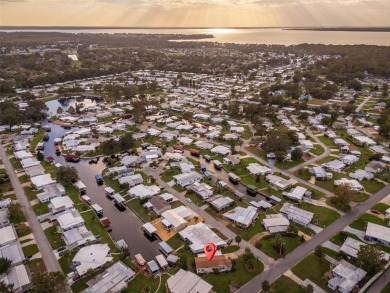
left=42, top=99, right=160, bottom=261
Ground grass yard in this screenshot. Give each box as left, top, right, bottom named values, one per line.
left=349, top=213, right=386, bottom=231
left=18, top=175, right=29, bottom=183
left=124, top=273, right=169, bottom=293
left=33, top=202, right=49, bottom=216
left=16, top=223, right=31, bottom=237
left=351, top=192, right=370, bottom=202
left=202, top=256, right=264, bottom=293
left=82, top=210, right=119, bottom=252
left=270, top=276, right=304, bottom=293
left=22, top=244, right=39, bottom=257
left=27, top=258, right=47, bottom=276
left=65, top=185, right=82, bottom=204
left=298, top=203, right=340, bottom=227
left=325, top=198, right=351, bottom=213
left=227, top=213, right=266, bottom=241
left=23, top=186, right=38, bottom=201
left=321, top=247, right=341, bottom=261
left=258, top=235, right=303, bottom=259
left=222, top=245, right=240, bottom=253
left=360, top=180, right=385, bottom=194
left=311, top=144, right=325, bottom=156
left=127, top=199, right=155, bottom=222
left=372, top=203, right=390, bottom=214
left=160, top=168, right=181, bottom=183
left=291, top=254, right=332, bottom=292
left=44, top=226, right=66, bottom=249
left=166, top=234, right=184, bottom=250
left=185, top=191, right=205, bottom=206
left=211, top=228, right=228, bottom=241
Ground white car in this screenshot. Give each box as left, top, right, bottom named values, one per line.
left=186, top=198, right=192, bottom=203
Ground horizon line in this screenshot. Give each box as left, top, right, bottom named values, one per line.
left=1, top=25, right=390, bottom=29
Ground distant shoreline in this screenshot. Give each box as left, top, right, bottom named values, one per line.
left=286, top=27, right=390, bottom=32
left=1, top=26, right=389, bottom=32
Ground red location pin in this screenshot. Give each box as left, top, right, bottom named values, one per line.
left=204, top=243, right=216, bottom=261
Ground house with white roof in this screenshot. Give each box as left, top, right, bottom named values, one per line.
left=72, top=244, right=113, bottom=277
left=334, top=178, right=364, bottom=191
left=210, top=145, right=230, bottom=156
left=322, top=160, right=346, bottom=173
left=84, top=261, right=135, bottom=293
left=208, top=195, right=234, bottom=211
left=161, top=210, right=187, bottom=232
left=349, top=169, right=374, bottom=181
left=173, top=172, right=203, bottom=188
left=56, top=210, right=85, bottom=232
left=49, top=196, right=74, bottom=215
left=328, top=260, right=366, bottom=293
left=0, top=264, right=32, bottom=293
left=223, top=206, right=258, bottom=228
left=279, top=203, right=313, bottom=227
left=189, top=182, right=213, bottom=200
left=266, top=174, right=292, bottom=190
left=364, top=222, right=390, bottom=246
left=246, top=163, right=273, bottom=176
left=262, top=214, right=290, bottom=233
left=30, top=174, right=55, bottom=189
left=341, top=154, right=359, bottom=165
left=283, top=186, right=309, bottom=201
left=179, top=222, right=226, bottom=253
left=128, top=184, right=160, bottom=199
left=167, top=269, right=213, bottom=293
left=63, top=225, right=97, bottom=251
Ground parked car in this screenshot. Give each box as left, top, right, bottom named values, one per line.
left=371, top=209, right=381, bottom=215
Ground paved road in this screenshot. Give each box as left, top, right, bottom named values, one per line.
left=288, top=116, right=331, bottom=173
left=356, top=95, right=372, bottom=112
left=142, top=165, right=275, bottom=267
left=237, top=183, right=390, bottom=293
left=0, top=142, right=62, bottom=272
left=367, top=265, right=390, bottom=293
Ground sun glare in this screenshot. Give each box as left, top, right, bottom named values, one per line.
left=206, top=28, right=237, bottom=35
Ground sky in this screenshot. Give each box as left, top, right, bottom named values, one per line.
left=0, top=0, right=389, bottom=27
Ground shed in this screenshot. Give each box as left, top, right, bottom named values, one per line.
left=156, top=254, right=169, bottom=269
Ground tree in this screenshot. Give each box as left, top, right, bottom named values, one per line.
left=56, top=107, right=63, bottom=115
left=182, top=111, right=194, bottom=122
left=298, top=112, right=309, bottom=121
left=331, top=185, right=353, bottom=210
left=132, top=100, right=145, bottom=123
left=0, top=257, right=12, bottom=274
left=314, top=246, right=324, bottom=258
left=274, top=234, right=284, bottom=255
left=356, top=245, right=384, bottom=275
left=291, top=148, right=303, bottom=161
left=9, top=202, right=24, bottom=224
left=261, top=280, right=270, bottom=292
left=230, top=142, right=236, bottom=155
left=382, top=83, right=389, bottom=97
left=235, top=235, right=242, bottom=243
left=305, top=284, right=314, bottom=293
left=31, top=272, right=67, bottom=293
left=0, top=281, right=13, bottom=293
left=67, top=106, right=76, bottom=115
left=56, top=166, right=79, bottom=187
left=37, top=150, right=44, bottom=161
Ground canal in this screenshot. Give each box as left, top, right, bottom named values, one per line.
left=42, top=100, right=160, bottom=261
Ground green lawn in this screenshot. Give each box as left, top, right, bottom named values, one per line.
left=297, top=203, right=340, bottom=227
left=33, top=202, right=49, bottom=216
left=222, top=245, right=239, bottom=253
left=311, top=144, right=325, bottom=156
left=44, top=226, right=66, bottom=250
left=30, top=129, right=45, bottom=152
left=23, top=186, right=38, bottom=201
left=27, top=258, right=47, bottom=276
left=321, top=247, right=341, bottom=261
left=372, top=203, right=390, bottom=214
left=124, top=273, right=169, bottom=293
left=59, top=254, right=73, bottom=275
left=202, top=256, right=264, bottom=293
left=167, top=234, right=184, bottom=250
left=18, top=175, right=29, bottom=183
left=258, top=235, right=303, bottom=259
left=349, top=213, right=386, bottom=231
left=270, top=276, right=304, bottom=293
left=22, top=244, right=39, bottom=257
left=65, top=185, right=82, bottom=204
left=127, top=199, right=155, bottom=222
left=82, top=210, right=119, bottom=252
left=211, top=228, right=228, bottom=241
left=325, top=198, right=351, bottom=213
left=352, top=192, right=370, bottom=203
left=227, top=213, right=266, bottom=241
left=160, top=168, right=181, bottom=183
left=16, top=223, right=31, bottom=237
left=185, top=191, right=205, bottom=206
left=360, top=180, right=385, bottom=194
left=291, top=254, right=332, bottom=292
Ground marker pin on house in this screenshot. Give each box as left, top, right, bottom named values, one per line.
left=204, top=243, right=216, bottom=261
